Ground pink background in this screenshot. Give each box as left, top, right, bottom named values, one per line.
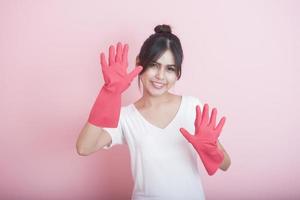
left=1, top=0, right=299, bottom=199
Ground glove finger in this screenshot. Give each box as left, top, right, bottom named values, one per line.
left=100, top=52, right=108, bottom=69
left=100, top=53, right=109, bottom=83
left=209, top=108, right=217, bottom=128
left=122, top=44, right=129, bottom=68
left=194, top=105, right=202, bottom=135
left=180, top=128, right=192, bottom=142
left=109, top=45, right=115, bottom=66
left=127, top=66, right=143, bottom=81
left=215, top=116, right=226, bottom=136
left=201, top=103, right=209, bottom=125
left=116, top=42, right=122, bottom=63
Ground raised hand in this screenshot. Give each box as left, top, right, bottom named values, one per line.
left=179, top=104, right=226, bottom=175
left=88, top=42, right=143, bottom=127
left=100, top=42, right=143, bottom=94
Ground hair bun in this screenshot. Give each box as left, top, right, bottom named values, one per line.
left=154, top=24, right=172, bottom=34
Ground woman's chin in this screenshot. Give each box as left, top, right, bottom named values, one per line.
left=147, top=88, right=168, bottom=96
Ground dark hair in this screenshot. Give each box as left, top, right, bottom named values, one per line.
left=136, top=24, right=184, bottom=90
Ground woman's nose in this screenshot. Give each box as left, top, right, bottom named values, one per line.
left=155, top=67, right=165, bottom=80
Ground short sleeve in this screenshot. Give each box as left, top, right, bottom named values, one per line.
left=102, top=107, right=127, bottom=149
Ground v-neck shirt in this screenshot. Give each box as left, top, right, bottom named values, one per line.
left=103, top=95, right=206, bottom=200
left=131, top=96, right=184, bottom=131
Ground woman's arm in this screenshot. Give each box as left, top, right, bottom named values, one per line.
left=217, top=140, right=231, bottom=171
left=76, top=122, right=112, bottom=156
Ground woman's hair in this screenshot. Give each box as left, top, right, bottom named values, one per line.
left=136, top=24, right=184, bottom=90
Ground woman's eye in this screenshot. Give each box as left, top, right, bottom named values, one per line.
left=150, top=63, right=158, bottom=67
left=168, top=67, right=175, bottom=71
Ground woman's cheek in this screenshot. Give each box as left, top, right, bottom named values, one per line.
left=166, top=73, right=178, bottom=83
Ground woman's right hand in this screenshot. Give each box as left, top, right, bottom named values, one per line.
left=100, top=42, right=143, bottom=94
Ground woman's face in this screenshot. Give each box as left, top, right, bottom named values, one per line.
left=140, top=49, right=178, bottom=96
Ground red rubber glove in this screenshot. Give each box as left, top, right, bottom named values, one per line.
left=180, top=104, right=226, bottom=176
left=88, top=42, right=143, bottom=127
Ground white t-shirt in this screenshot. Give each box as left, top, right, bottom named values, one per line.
left=103, top=95, right=206, bottom=200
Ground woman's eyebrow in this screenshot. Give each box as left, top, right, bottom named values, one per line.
left=153, top=61, right=176, bottom=67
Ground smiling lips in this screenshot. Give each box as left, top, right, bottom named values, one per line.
left=151, top=81, right=165, bottom=89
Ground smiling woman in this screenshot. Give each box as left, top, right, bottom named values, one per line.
left=136, top=24, right=183, bottom=92
left=76, top=24, right=231, bottom=200
left=136, top=48, right=179, bottom=96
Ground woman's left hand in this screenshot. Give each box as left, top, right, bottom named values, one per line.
left=179, top=104, right=226, bottom=176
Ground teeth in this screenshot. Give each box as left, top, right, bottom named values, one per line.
left=152, top=81, right=164, bottom=89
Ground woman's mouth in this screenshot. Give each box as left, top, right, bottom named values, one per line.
left=151, top=81, right=165, bottom=89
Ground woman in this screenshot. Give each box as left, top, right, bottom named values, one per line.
left=76, top=24, right=231, bottom=200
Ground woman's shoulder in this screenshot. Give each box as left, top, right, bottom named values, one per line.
left=121, top=104, right=134, bottom=112
left=182, top=95, right=203, bottom=107
left=118, top=103, right=136, bottom=118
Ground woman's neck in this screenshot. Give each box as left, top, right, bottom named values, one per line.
left=136, top=92, right=174, bottom=109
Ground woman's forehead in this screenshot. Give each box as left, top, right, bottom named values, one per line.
left=155, top=49, right=175, bottom=65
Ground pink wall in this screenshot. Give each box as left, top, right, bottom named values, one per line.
left=1, top=0, right=299, bottom=199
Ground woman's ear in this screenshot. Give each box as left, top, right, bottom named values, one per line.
left=136, top=56, right=140, bottom=66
